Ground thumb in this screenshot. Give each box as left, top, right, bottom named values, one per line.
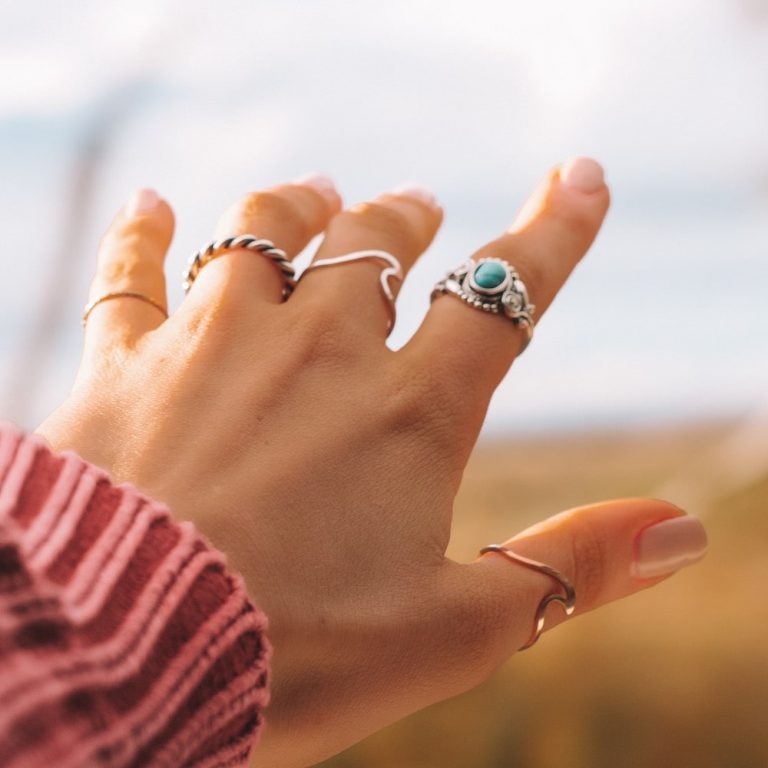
left=450, top=498, right=707, bottom=664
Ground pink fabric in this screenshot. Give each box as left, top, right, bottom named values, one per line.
left=0, top=422, right=270, bottom=767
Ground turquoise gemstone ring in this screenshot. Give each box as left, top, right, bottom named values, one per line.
left=430, top=257, right=536, bottom=351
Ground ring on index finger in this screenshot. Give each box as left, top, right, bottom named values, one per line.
left=431, top=258, right=535, bottom=352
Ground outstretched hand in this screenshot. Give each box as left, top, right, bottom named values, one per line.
left=36, top=161, right=707, bottom=767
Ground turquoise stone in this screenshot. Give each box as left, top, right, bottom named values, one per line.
left=474, top=261, right=507, bottom=289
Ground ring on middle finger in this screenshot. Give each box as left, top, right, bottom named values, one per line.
left=430, top=257, right=536, bottom=350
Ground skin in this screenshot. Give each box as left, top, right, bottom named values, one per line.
left=36, top=164, right=697, bottom=767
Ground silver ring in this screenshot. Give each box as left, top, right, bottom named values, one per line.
left=300, top=250, right=403, bottom=335
left=479, top=544, right=576, bottom=650
left=183, top=235, right=296, bottom=298
left=431, top=258, right=535, bottom=351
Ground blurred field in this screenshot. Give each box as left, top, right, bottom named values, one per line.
left=318, top=420, right=768, bottom=768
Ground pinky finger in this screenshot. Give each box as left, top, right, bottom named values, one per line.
left=83, top=188, right=174, bottom=354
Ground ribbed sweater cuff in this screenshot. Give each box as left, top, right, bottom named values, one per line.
left=0, top=421, right=270, bottom=768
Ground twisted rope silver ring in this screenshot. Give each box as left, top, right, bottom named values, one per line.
left=479, top=544, right=576, bottom=650
left=431, top=257, right=535, bottom=351
left=183, top=235, right=296, bottom=297
left=300, top=250, right=403, bottom=335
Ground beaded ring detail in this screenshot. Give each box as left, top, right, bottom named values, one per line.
left=431, top=257, right=535, bottom=351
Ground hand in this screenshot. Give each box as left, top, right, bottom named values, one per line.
left=36, top=162, right=707, bottom=767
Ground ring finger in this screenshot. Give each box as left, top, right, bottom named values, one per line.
left=290, top=185, right=443, bottom=338
left=183, top=174, right=342, bottom=311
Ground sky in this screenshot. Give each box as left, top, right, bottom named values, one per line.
left=0, top=0, right=766, bottom=435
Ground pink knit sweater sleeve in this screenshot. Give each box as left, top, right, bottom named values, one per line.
left=0, top=421, right=270, bottom=767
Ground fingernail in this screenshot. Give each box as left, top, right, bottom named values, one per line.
left=126, top=188, right=160, bottom=217
left=294, top=172, right=339, bottom=202
left=560, top=157, right=605, bottom=193
left=632, top=516, right=708, bottom=579
left=389, top=183, right=439, bottom=209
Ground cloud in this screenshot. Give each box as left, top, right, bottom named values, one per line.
left=1, top=0, right=766, bottom=429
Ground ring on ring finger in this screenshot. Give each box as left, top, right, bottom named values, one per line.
left=183, top=234, right=296, bottom=297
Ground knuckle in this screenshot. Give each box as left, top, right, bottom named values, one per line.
left=550, top=196, right=602, bottom=241
left=234, top=191, right=310, bottom=241
left=101, top=214, right=169, bottom=254
left=335, top=201, right=420, bottom=256
left=97, top=246, right=157, bottom=285
left=568, top=522, right=607, bottom=608
left=536, top=177, right=607, bottom=240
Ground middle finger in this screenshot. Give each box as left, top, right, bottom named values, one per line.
left=183, top=175, right=342, bottom=313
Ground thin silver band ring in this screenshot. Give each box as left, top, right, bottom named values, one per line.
left=301, top=249, right=403, bottom=335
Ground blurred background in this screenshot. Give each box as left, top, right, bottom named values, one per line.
left=1, top=0, right=766, bottom=766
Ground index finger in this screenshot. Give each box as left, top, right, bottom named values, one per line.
left=403, top=158, right=610, bottom=418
